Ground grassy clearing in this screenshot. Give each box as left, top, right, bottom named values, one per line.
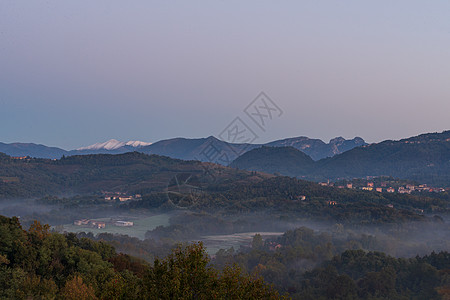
left=61, top=213, right=171, bottom=239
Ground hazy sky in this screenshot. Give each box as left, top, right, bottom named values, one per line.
left=1, top=1, right=450, bottom=149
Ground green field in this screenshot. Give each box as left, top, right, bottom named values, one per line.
left=61, top=214, right=171, bottom=239
left=61, top=214, right=284, bottom=254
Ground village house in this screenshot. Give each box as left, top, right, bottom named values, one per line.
left=295, top=195, right=306, bottom=201
left=398, top=187, right=411, bottom=194
left=118, top=196, right=132, bottom=202
left=387, top=187, right=395, bottom=193
left=103, top=191, right=141, bottom=202
left=73, top=219, right=90, bottom=226
left=406, top=184, right=415, bottom=190
left=90, top=221, right=106, bottom=229
left=418, top=184, right=430, bottom=192
left=114, top=221, right=134, bottom=227
left=376, top=187, right=383, bottom=192
left=268, top=242, right=283, bottom=251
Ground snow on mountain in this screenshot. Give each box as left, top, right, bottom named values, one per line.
left=77, top=139, right=125, bottom=151
left=125, top=140, right=152, bottom=147
left=77, top=139, right=151, bottom=151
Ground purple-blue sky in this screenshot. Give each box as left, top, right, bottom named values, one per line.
left=1, top=1, right=450, bottom=150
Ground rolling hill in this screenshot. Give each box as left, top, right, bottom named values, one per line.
left=0, top=142, right=67, bottom=159
left=229, top=146, right=315, bottom=177
left=0, top=151, right=268, bottom=198
left=231, top=131, right=450, bottom=186
left=1, top=151, right=448, bottom=225
left=313, top=131, right=450, bottom=185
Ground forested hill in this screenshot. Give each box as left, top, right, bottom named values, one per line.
left=229, top=146, right=315, bottom=177
left=313, top=130, right=450, bottom=185
left=2, top=151, right=449, bottom=222
left=231, top=131, right=450, bottom=186
left=0, top=152, right=269, bottom=198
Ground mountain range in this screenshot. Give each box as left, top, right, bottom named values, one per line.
left=77, top=139, right=152, bottom=151
left=231, top=130, right=450, bottom=186
left=0, top=140, right=152, bottom=160
left=0, top=136, right=366, bottom=161
left=2, top=130, right=449, bottom=186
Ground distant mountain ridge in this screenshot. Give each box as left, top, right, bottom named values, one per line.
left=0, top=139, right=152, bottom=159
left=230, top=130, right=450, bottom=186
left=138, top=135, right=366, bottom=162
left=0, top=142, right=67, bottom=160
left=265, top=136, right=366, bottom=160
left=0, top=135, right=366, bottom=161
left=77, top=139, right=152, bottom=151
left=1, top=130, right=449, bottom=192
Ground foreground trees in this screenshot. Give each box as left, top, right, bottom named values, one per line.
left=2, top=215, right=449, bottom=299
left=0, top=215, right=283, bottom=299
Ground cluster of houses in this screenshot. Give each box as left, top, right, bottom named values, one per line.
left=73, top=219, right=134, bottom=229
left=11, top=156, right=29, bottom=160
left=102, top=191, right=142, bottom=202
left=320, top=181, right=447, bottom=194
left=364, top=183, right=446, bottom=194
left=395, top=184, right=446, bottom=194
left=73, top=219, right=106, bottom=228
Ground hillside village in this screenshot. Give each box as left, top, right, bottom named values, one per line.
left=320, top=177, right=448, bottom=194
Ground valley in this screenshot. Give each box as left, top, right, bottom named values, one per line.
left=1, top=130, right=449, bottom=299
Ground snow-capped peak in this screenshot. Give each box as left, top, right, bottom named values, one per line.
left=77, top=139, right=125, bottom=151
left=77, top=139, right=151, bottom=151
left=125, top=140, right=152, bottom=147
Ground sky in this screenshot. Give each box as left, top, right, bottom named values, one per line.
left=1, top=1, right=450, bottom=150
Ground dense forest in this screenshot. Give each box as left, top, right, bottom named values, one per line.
left=79, top=223, right=450, bottom=299
left=127, top=176, right=448, bottom=224
left=213, top=227, right=450, bottom=299
left=2, top=215, right=448, bottom=299
left=0, top=151, right=268, bottom=198
left=229, top=146, right=315, bottom=177
left=9, top=175, right=448, bottom=230
left=0, top=215, right=282, bottom=299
